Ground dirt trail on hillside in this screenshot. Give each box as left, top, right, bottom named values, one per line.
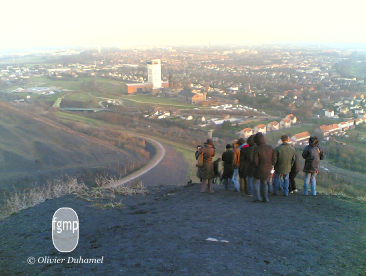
left=0, top=182, right=365, bottom=276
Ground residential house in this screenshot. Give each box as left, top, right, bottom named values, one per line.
left=267, top=121, right=279, bottom=132
left=291, top=131, right=311, bottom=146
left=347, top=119, right=355, bottom=129
left=338, top=122, right=348, bottom=131
left=353, top=108, right=364, bottom=115
left=318, top=124, right=341, bottom=136
left=254, top=124, right=267, bottom=134
left=177, top=89, right=206, bottom=105
left=211, top=94, right=239, bottom=105
left=181, top=114, right=193, bottom=120
left=318, top=125, right=330, bottom=136
left=322, top=109, right=335, bottom=118
left=329, top=124, right=341, bottom=135
left=285, top=114, right=297, bottom=124
left=240, top=128, right=253, bottom=138
left=195, top=115, right=206, bottom=123
left=339, top=107, right=349, bottom=114
left=280, top=118, right=291, bottom=129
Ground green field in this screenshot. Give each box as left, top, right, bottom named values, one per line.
left=55, top=111, right=106, bottom=126
left=29, top=76, right=93, bottom=91
left=120, top=95, right=203, bottom=109
left=64, top=92, right=95, bottom=102
left=0, top=56, right=56, bottom=66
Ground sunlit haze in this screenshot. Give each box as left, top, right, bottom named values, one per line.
left=2, top=0, right=366, bottom=51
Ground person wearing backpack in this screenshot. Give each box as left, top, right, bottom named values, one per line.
left=302, top=136, right=325, bottom=196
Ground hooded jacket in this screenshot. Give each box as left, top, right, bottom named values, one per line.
left=302, top=137, right=324, bottom=173
left=253, top=132, right=276, bottom=180
left=239, top=135, right=256, bottom=178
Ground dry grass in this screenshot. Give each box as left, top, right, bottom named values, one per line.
left=325, top=185, right=348, bottom=198
left=0, top=176, right=86, bottom=220
left=0, top=175, right=149, bottom=220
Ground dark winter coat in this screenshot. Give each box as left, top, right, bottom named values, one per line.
left=221, top=149, right=234, bottom=179
left=213, top=159, right=221, bottom=177
left=196, top=144, right=215, bottom=179
left=239, top=135, right=256, bottom=178
left=253, top=132, right=277, bottom=180
left=274, top=142, right=296, bottom=174
left=289, top=150, right=300, bottom=179
left=302, top=138, right=324, bottom=173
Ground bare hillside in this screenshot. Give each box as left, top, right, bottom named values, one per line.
left=0, top=101, right=140, bottom=193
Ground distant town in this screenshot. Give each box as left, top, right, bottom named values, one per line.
left=1, top=45, right=366, bottom=150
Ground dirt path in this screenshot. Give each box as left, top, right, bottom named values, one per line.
left=0, top=184, right=365, bottom=275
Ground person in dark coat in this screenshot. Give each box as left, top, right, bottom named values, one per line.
left=197, top=139, right=216, bottom=193
left=252, top=132, right=276, bottom=202
left=289, top=147, right=300, bottom=193
left=302, top=136, right=324, bottom=196
left=221, top=144, right=234, bottom=191
left=246, top=135, right=257, bottom=196
left=212, top=157, right=222, bottom=184
left=239, top=136, right=254, bottom=195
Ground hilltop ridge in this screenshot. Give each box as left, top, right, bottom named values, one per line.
left=0, top=182, right=365, bottom=275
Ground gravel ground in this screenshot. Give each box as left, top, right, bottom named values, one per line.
left=0, top=182, right=365, bottom=276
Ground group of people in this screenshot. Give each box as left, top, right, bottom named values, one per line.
left=195, top=132, right=325, bottom=203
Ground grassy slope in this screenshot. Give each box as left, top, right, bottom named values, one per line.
left=0, top=102, right=137, bottom=192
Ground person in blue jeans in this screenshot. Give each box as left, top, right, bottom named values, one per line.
left=272, top=135, right=296, bottom=197
left=302, top=136, right=325, bottom=196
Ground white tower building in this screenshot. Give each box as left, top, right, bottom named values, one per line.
left=147, top=59, right=162, bottom=88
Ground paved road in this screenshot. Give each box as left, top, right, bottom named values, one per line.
left=321, top=160, right=366, bottom=185
left=110, top=134, right=188, bottom=187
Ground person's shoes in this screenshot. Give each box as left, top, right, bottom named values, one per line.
left=284, top=194, right=288, bottom=197
left=252, top=200, right=261, bottom=203
left=290, top=190, right=294, bottom=194
left=293, top=189, right=298, bottom=193
left=311, top=194, right=316, bottom=196
left=272, top=193, right=278, bottom=196
left=209, top=191, right=215, bottom=194
left=262, top=200, right=269, bottom=203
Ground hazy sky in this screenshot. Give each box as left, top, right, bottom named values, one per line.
left=2, top=0, right=365, bottom=50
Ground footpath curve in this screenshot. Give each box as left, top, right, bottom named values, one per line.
left=110, top=133, right=166, bottom=187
